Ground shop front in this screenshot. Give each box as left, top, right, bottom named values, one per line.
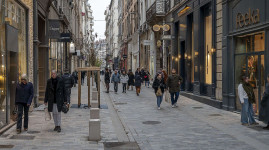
left=222, top=0, right=269, bottom=112
left=0, top=0, right=28, bottom=128
left=172, top=0, right=219, bottom=107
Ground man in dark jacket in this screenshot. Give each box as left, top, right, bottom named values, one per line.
left=45, top=70, right=67, bottom=132
left=104, top=68, right=110, bottom=93
left=260, top=74, right=269, bottom=129
left=166, top=69, right=183, bottom=108
left=62, top=70, right=74, bottom=107
left=15, top=74, right=33, bottom=134
left=72, top=70, right=78, bottom=87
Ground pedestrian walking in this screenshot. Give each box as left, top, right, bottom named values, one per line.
left=62, top=69, right=74, bottom=108
left=135, top=68, right=142, bottom=76
left=166, top=69, right=183, bottom=108
left=135, top=73, right=142, bottom=96
left=238, top=76, right=259, bottom=126
left=162, top=69, right=168, bottom=84
left=152, top=73, right=166, bottom=110
left=81, top=71, right=86, bottom=85
left=104, top=68, right=110, bottom=93
left=128, top=71, right=135, bottom=90
left=72, top=70, right=78, bottom=87
left=111, top=70, right=120, bottom=93
left=44, top=70, right=67, bottom=132
left=15, top=74, right=33, bottom=134
left=259, top=74, right=269, bottom=129
left=144, top=70, right=150, bottom=88
left=120, top=70, right=129, bottom=93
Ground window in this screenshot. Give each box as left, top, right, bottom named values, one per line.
left=204, top=7, right=212, bottom=84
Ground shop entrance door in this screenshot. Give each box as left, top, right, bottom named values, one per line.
left=6, top=24, right=18, bottom=121
left=246, top=54, right=265, bottom=115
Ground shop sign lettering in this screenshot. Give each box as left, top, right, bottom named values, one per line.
left=236, top=8, right=260, bottom=28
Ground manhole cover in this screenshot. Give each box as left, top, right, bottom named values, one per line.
left=142, top=121, right=161, bottom=125
left=114, top=103, right=127, bottom=105
left=0, top=145, right=14, bottom=148
left=104, top=142, right=140, bottom=150
left=193, top=107, right=203, bottom=109
left=27, top=131, right=40, bottom=134
left=209, top=114, right=222, bottom=117
left=10, top=135, right=35, bottom=140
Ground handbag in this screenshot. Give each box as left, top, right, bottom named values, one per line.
left=11, top=106, right=18, bottom=122
left=44, top=107, right=51, bottom=121
left=156, top=87, right=162, bottom=96
left=62, top=104, right=69, bottom=114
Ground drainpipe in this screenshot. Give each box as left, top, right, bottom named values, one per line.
left=33, top=0, right=39, bottom=107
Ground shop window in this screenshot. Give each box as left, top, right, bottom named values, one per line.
left=204, top=8, right=212, bottom=84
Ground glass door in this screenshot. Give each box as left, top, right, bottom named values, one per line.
left=247, top=54, right=265, bottom=114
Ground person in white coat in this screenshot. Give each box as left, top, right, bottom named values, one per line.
left=120, top=70, right=129, bottom=93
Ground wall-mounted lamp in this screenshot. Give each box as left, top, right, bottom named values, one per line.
left=211, top=48, right=216, bottom=53
left=195, top=52, right=199, bottom=56
left=188, top=56, right=191, bottom=60
left=178, top=55, right=181, bottom=59
left=184, top=54, right=188, bottom=59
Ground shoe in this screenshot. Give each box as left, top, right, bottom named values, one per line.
left=250, top=122, right=259, bottom=125
left=174, top=103, right=178, bottom=107
left=24, top=128, right=28, bottom=131
left=158, top=107, right=160, bottom=110
left=137, top=93, right=139, bottom=96
left=16, top=129, right=21, bottom=134
left=54, top=126, right=58, bottom=131
left=263, top=125, right=269, bottom=130
left=241, top=123, right=249, bottom=126
left=172, top=105, right=175, bottom=108
left=57, top=126, right=61, bottom=132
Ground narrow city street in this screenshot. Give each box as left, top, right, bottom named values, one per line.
left=1, top=77, right=268, bottom=150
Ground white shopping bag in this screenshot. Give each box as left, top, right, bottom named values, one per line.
left=164, top=90, right=171, bottom=103
left=44, top=107, right=51, bottom=121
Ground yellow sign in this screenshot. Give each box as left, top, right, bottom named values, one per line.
left=157, top=40, right=162, bottom=47
left=236, top=8, right=260, bottom=28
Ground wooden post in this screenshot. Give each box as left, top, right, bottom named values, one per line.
left=97, top=71, right=100, bottom=108
left=88, top=71, right=91, bottom=108
left=78, top=71, right=81, bottom=108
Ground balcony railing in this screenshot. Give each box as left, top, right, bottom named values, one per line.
left=146, top=0, right=170, bottom=24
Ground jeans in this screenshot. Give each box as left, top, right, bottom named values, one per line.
left=241, top=98, right=256, bottom=124
left=157, top=95, right=163, bottom=107
left=170, top=92, right=180, bottom=105
left=53, top=104, right=61, bottom=126
left=16, top=103, right=29, bottom=129
left=114, top=82, right=118, bottom=92
left=145, top=81, right=150, bottom=87
left=122, top=83, right=127, bottom=92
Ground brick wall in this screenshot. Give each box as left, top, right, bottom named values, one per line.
left=216, top=0, right=222, bottom=100
left=22, top=0, right=34, bottom=83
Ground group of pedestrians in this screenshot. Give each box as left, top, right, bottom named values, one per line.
left=15, top=70, right=75, bottom=134
left=153, top=69, right=183, bottom=109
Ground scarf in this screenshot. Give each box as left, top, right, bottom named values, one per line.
left=242, top=82, right=255, bottom=104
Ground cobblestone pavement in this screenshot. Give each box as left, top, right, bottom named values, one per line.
left=0, top=79, right=118, bottom=150
left=106, top=81, right=269, bottom=150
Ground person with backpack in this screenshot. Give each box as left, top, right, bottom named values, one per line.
left=111, top=70, right=120, bottom=93
left=152, top=72, right=166, bottom=110
left=120, top=70, right=129, bottom=93
left=135, top=73, right=142, bottom=96
left=62, top=70, right=74, bottom=108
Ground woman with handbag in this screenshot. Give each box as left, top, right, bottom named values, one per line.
left=152, top=73, right=166, bottom=110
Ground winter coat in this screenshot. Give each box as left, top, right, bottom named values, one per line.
left=128, top=73, right=135, bottom=85
left=120, top=74, right=129, bottom=84
left=166, top=74, right=183, bottom=93
left=62, top=73, right=74, bottom=89
left=15, top=82, right=34, bottom=105
left=134, top=74, right=142, bottom=87
left=259, top=83, right=269, bottom=123
left=44, top=77, right=67, bottom=112
left=152, top=78, right=166, bottom=94
left=72, top=71, right=78, bottom=83
left=111, top=73, right=120, bottom=83
left=104, top=72, right=110, bottom=83
left=144, top=71, right=150, bottom=81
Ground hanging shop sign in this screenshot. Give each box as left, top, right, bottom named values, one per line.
left=60, top=33, right=71, bottom=42
left=48, top=20, right=60, bottom=39
left=76, top=50, right=80, bottom=56
left=123, top=55, right=127, bottom=59
left=156, top=0, right=165, bottom=15
left=236, top=8, right=260, bottom=29
left=70, top=42, right=75, bottom=53
left=143, top=40, right=152, bottom=46
left=161, top=35, right=175, bottom=40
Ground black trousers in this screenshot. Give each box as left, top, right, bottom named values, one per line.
left=122, top=83, right=127, bottom=92
left=16, top=103, right=29, bottom=130
left=114, top=82, right=118, bottom=92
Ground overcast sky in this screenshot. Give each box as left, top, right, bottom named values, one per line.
left=88, top=0, right=111, bottom=40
